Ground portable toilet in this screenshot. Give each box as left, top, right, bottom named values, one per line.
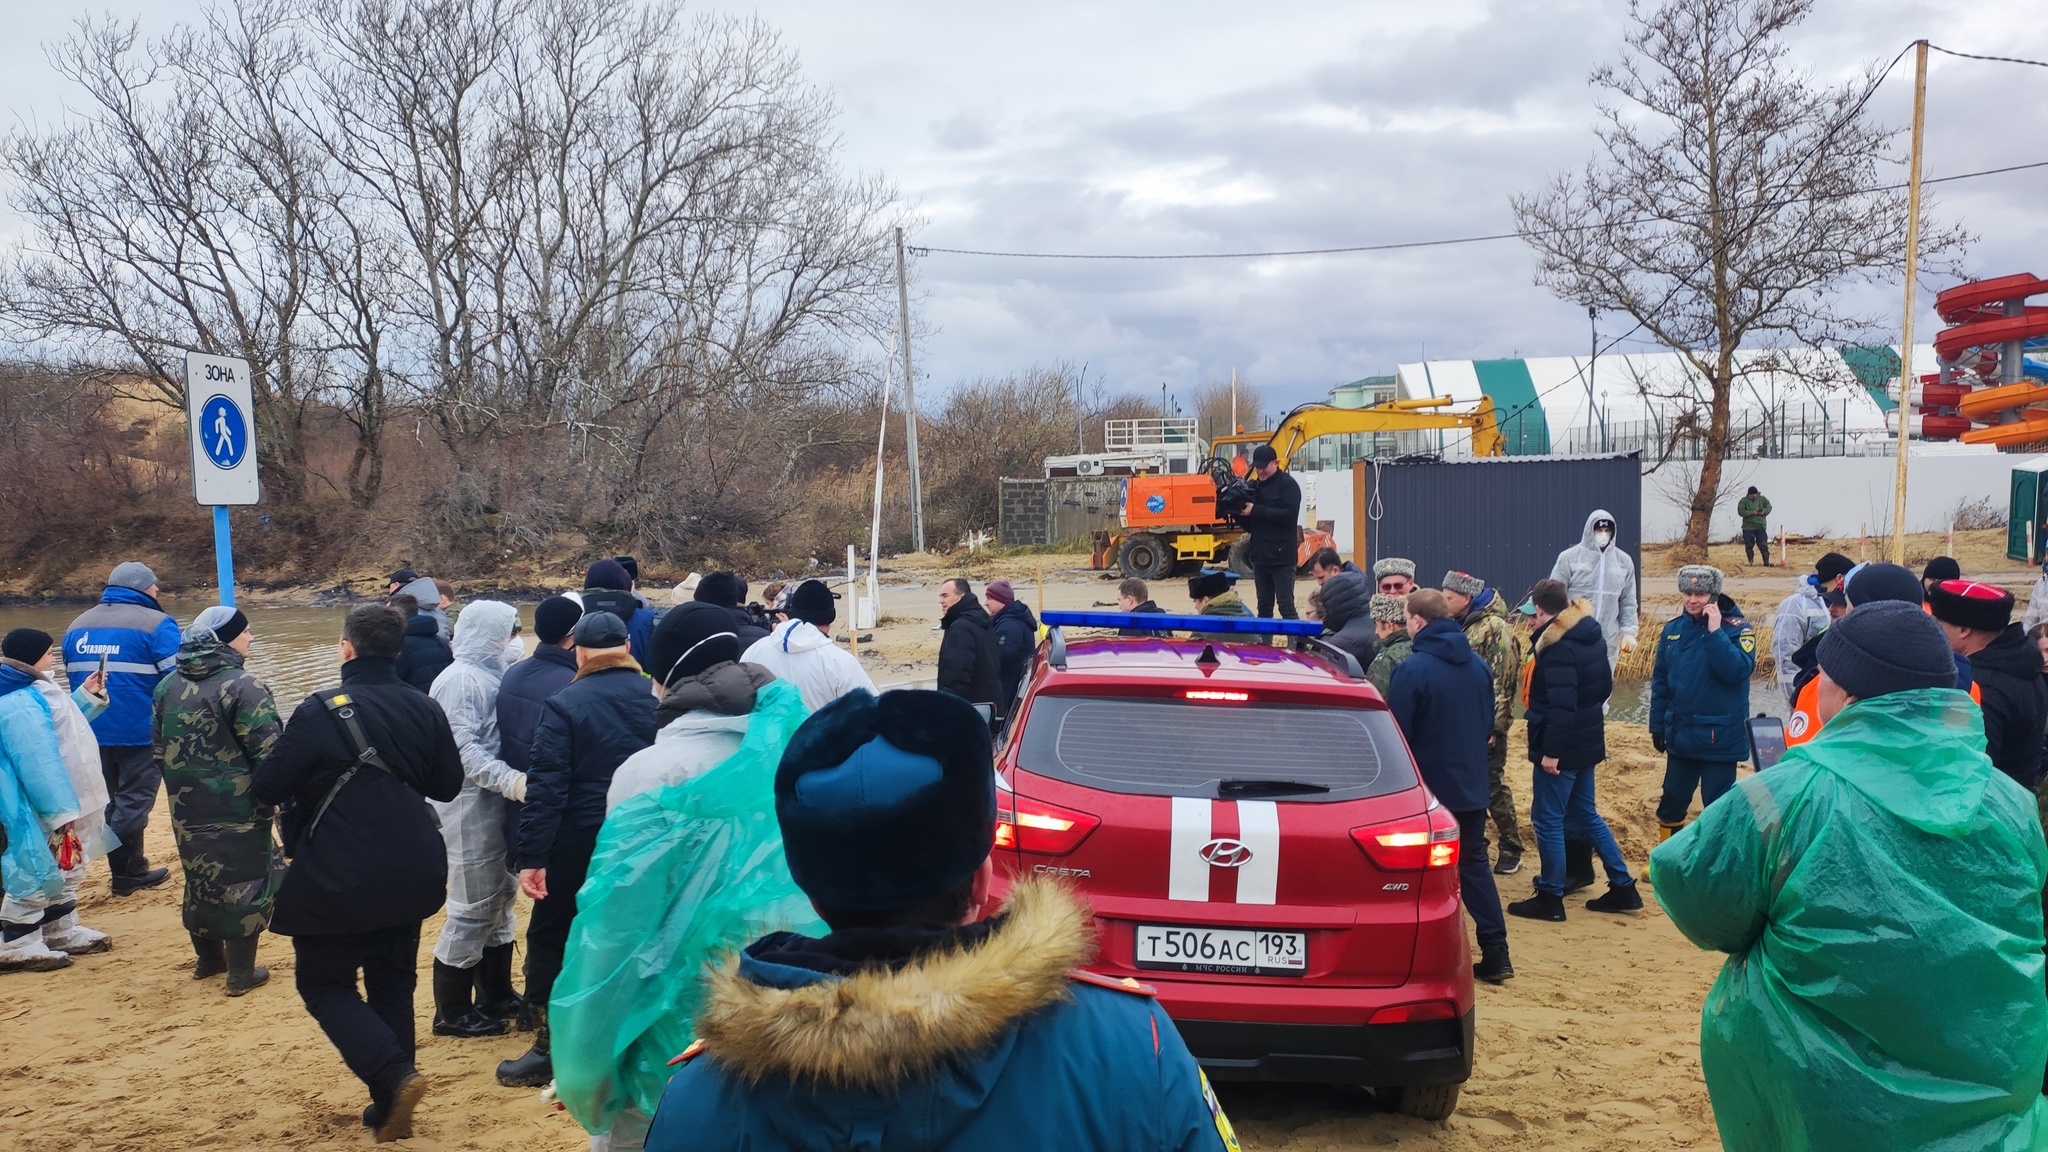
left=2010, top=458, right=2048, bottom=563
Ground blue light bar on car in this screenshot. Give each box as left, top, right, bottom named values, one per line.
left=1039, top=610, right=1324, bottom=637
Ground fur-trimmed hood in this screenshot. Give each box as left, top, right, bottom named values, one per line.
left=1533, top=598, right=1596, bottom=656
left=693, top=878, right=1094, bottom=1092
left=572, top=648, right=643, bottom=682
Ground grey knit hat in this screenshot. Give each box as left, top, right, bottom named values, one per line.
left=108, top=561, right=157, bottom=593
left=1441, top=570, right=1485, bottom=596
left=1676, top=565, right=1723, bottom=596
left=1373, top=557, right=1416, bottom=580
left=1819, top=600, right=1957, bottom=700
left=1369, top=593, right=1408, bottom=624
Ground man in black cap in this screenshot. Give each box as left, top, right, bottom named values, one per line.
left=500, top=611, right=657, bottom=1088
left=741, top=579, right=874, bottom=713
left=1652, top=600, right=2048, bottom=1149
left=693, top=571, right=770, bottom=647
left=1234, top=443, right=1302, bottom=619
left=1930, top=579, right=2045, bottom=791
left=641, top=689, right=1237, bottom=1152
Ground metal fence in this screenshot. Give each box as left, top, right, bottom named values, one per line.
left=1545, top=401, right=1894, bottom=460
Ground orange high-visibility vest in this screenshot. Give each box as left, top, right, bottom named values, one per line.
left=1786, top=671, right=1982, bottom=747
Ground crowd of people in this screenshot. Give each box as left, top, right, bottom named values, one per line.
left=3, top=508, right=2047, bottom=1149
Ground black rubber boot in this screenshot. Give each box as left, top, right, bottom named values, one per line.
left=433, top=960, right=509, bottom=1037
left=224, top=935, right=270, bottom=996
left=1562, top=838, right=1596, bottom=895
left=373, top=1068, right=428, bottom=1143
left=473, top=943, right=535, bottom=1031
left=1473, top=943, right=1514, bottom=984
left=495, top=1009, right=552, bottom=1087
left=111, top=863, right=172, bottom=897
left=1507, top=891, right=1567, bottom=922
left=192, top=933, right=226, bottom=980
left=1586, top=881, right=1646, bottom=914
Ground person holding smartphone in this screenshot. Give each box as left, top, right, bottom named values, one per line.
left=0, top=628, right=112, bottom=968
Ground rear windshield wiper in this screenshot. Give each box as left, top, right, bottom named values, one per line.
left=1217, top=778, right=1331, bottom=797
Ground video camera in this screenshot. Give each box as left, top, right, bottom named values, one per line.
left=1213, top=468, right=1257, bottom=527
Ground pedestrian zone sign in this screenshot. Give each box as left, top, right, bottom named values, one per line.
left=185, top=351, right=260, bottom=505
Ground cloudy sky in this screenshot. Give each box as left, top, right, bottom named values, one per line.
left=4, top=0, right=2046, bottom=412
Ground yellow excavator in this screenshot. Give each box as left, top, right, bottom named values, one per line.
left=1105, top=396, right=1503, bottom=579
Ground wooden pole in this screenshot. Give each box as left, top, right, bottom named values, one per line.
left=1889, top=40, right=1928, bottom=564
left=1037, top=559, right=1045, bottom=615
left=896, top=228, right=925, bottom=553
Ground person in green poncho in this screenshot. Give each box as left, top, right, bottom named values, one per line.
left=1652, top=600, right=2048, bottom=1151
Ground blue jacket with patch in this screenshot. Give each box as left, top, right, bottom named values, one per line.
left=63, top=586, right=182, bottom=747
left=643, top=880, right=1233, bottom=1152
left=1650, top=597, right=1757, bottom=763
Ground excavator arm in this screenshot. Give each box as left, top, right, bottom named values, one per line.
left=1262, top=396, right=1504, bottom=465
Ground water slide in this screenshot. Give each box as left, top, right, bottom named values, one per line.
left=1929, top=273, right=2048, bottom=446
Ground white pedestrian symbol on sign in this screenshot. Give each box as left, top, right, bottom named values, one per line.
left=198, top=395, right=248, bottom=470
left=214, top=408, right=234, bottom=457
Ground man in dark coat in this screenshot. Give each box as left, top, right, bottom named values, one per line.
left=1235, top=445, right=1302, bottom=620
left=501, top=610, right=658, bottom=1088
left=254, top=605, right=464, bottom=1142
left=580, top=559, right=658, bottom=670
left=642, top=690, right=1235, bottom=1152
left=1115, top=578, right=1171, bottom=637
left=1649, top=566, right=1756, bottom=839
left=986, top=579, right=1039, bottom=712
left=1315, top=567, right=1377, bottom=669
left=935, top=578, right=1002, bottom=716
left=1930, top=580, right=2047, bottom=791
left=390, top=594, right=453, bottom=693
left=1387, top=589, right=1511, bottom=983
left=694, top=571, right=771, bottom=648
left=1507, top=580, right=1639, bottom=923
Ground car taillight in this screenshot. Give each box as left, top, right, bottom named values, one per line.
left=995, top=796, right=1100, bottom=857
left=1368, top=1001, right=1459, bottom=1025
left=1351, top=803, right=1460, bottom=871
left=1183, top=689, right=1250, bottom=702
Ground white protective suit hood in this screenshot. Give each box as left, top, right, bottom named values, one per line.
left=450, top=600, right=518, bottom=675
left=770, top=620, right=832, bottom=654
left=398, top=575, right=450, bottom=640
left=1552, top=507, right=1639, bottom=668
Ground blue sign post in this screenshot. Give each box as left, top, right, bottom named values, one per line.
left=185, top=352, right=260, bottom=606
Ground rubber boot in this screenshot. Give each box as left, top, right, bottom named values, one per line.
left=1586, top=881, right=1646, bottom=914
left=1657, top=820, right=1687, bottom=844
left=1472, top=943, right=1514, bottom=984
left=473, top=943, right=535, bottom=1031
left=1561, top=838, right=1596, bottom=895
left=192, top=932, right=227, bottom=980
left=110, top=863, right=172, bottom=897
left=224, top=935, right=270, bottom=996
left=373, top=1069, right=428, bottom=1143
left=495, top=1008, right=552, bottom=1087
left=1507, top=891, right=1566, bottom=922
left=433, top=960, right=509, bottom=1037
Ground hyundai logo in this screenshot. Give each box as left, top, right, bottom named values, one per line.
left=1199, top=838, right=1253, bottom=868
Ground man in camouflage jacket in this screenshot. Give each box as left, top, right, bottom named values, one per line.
left=1442, top=571, right=1526, bottom=874
left=1365, top=593, right=1414, bottom=697
left=152, top=607, right=284, bottom=996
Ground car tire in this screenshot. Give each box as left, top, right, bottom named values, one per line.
left=1385, top=1082, right=1460, bottom=1122
left=1119, top=533, right=1174, bottom=580
left=1226, top=536, right=1256, bottom=578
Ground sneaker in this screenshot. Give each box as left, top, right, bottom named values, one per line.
left=41, top=917, right=112, bottom=956
left=1507, top=892, right=1566, bottom=922
left=0, top=927, right=75, bottom=972
left=1473, top=943, right=1514, bottom=984
left=1492, top=854, right=1522, bottom=876
left=111, top=866, right=171, bottom=896
left=1586, top=881, right=1645, bottom=914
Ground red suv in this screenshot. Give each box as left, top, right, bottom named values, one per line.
left=991, top=611, right=1474, bottom=1121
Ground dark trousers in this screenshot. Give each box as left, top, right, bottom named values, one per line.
left=1454, top=808, right=1508, bottom=949
left=1742, top=528, right=1770, bottom=565
left=294, top=924, right=422, bottom=1099
left=1252, top=564, right=1298, bottom=620
left=1486, top=738, right=1524, bottom=860
left=99, top=745, right=162, bottom=875
left=524, top=826, right=598, bottom=1009
left=1657, top=755, right=1739, bottom=824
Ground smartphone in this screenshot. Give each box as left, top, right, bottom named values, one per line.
left=1748, top=715, right=1788, bottom=770
left=97, top=653, right=108, bottom=680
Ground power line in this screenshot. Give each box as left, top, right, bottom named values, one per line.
left=910, top=158, right=2047, bottom=262
left=1928, top=43, right=2048, bottom=69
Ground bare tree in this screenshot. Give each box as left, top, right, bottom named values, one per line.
left=1512, top=0, right=1966, bottom=555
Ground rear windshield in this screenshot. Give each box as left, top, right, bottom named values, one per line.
left=1015, top=695, right=1417, bottom=802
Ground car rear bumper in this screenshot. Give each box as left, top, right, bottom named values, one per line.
left=1173, top=1010, right=1475, bottom=1087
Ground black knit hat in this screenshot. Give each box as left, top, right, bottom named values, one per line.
left=613, top=555, right=640, bottom=583
left=1814, top=552, right=1855, bottom=584
left=2, top=628, right=53, bottom=664
left=1845, top=562, right=1923, bottom=607
left=776, top=690, right=996, bottom=912
left=533, top=595, right=583, bottom=645
left=648, top=601, right=740, bottom=686
left=695, top=571, right=744, bottom=609
left=1920, top=556, right=1961, bottom=584
left=787, top=579, right=837, bottom=626
left=1927, top=579, right=2014, bottom=633
left=1819, top=601, right=1958, bottom=700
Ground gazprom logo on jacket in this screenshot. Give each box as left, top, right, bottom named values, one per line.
left=74, top=636, right=121, bottom=656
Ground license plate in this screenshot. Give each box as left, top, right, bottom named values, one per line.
left=1134, top=924, right=1307, bottom=976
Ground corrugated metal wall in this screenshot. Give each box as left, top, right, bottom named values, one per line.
left=1359, top=454, right=1642, bottom=605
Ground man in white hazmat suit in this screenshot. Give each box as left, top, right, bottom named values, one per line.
left=739, top=580, right=874, bottom=713
left=427, top=600, right=528, bottom=1038
left=1551, top=510, right=1639, bottom=669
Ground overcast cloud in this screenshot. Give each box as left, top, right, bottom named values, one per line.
left=4, top=0, right=2045, bottom=412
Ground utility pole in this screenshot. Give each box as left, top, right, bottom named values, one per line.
left=1586, top=306, right=1598, bottom=446
left=1890, top=40, right=1928, bottom=565
left=895, top=227, right=925, bottom=553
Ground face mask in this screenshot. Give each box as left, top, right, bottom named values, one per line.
left=1593, top=530, right=1613, bottom=549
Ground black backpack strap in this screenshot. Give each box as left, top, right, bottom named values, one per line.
left=300, top=689, right=399, bottom=844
